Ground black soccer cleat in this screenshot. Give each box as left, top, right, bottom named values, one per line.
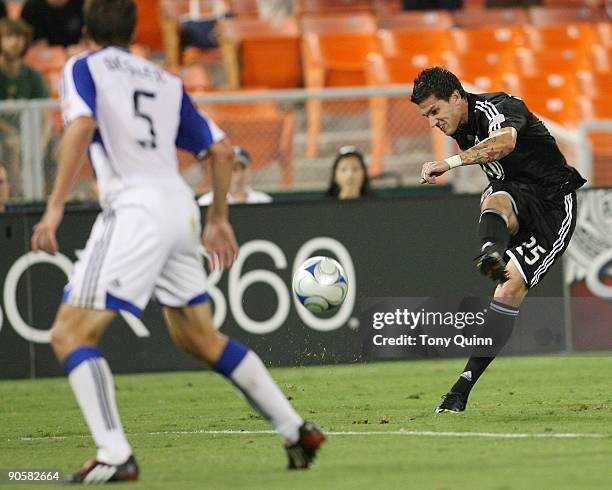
left=435, top=391, right=468, bottom=414
left=65, top=454, right=139, bottom=484
left=285, top=421, right=326, bottom=470
left=475, top=244, right=509, bottom=284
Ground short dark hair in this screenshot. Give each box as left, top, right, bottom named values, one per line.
left=326, top=146, right=371, bottom=198
left=0, top=19, right=33, bottom=57
left=411, top=67, right=466, bottom=105
left=84, top=0, right=136, bottom=47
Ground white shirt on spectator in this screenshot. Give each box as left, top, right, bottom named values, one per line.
left=198, top=187, right=272, bottom=205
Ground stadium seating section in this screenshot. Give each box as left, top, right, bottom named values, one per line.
left=17, top=0, right=612, bottom=185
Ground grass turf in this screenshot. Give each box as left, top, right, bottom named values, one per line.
left=1, top=355, right=611, bottom=489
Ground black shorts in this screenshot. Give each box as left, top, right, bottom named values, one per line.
left=480, top=181, right=577, bottom=288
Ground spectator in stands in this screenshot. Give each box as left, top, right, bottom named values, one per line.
left=0, top=18, right=49, bottom=198
left=402, top=0, right=462, bottom=10
left=0, top=162, right=10, bottom=212
left=198, top=146, right=272, bottom=205
left=326, top=146, right=371, bottom=200
left=21, top=0, right=84, bottom=46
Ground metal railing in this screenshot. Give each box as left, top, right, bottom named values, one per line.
left=0, top=86, right=604, bottom=202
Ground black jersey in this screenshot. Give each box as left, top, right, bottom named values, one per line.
left=452, top=92, right=586, bottom=194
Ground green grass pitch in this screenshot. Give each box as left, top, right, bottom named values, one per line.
left=1, top=355, right=611, bottom=489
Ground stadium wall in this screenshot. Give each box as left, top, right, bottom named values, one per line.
left=0, top=194, right=567, bottom=379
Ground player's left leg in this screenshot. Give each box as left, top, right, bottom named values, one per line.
left=435, top=261, right=528, bottom=413
left=50, top=305, right=139, bottom=483
left=163, top=302, right=325, bottom=469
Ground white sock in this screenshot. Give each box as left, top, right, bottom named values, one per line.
left=230, top=351, right=303, bottom=444
left=68, top=357, right=132, bottom=464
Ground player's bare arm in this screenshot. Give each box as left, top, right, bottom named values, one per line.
left=202, top=138, right=239, bottom=270
left=420, top=127, right=517, bottom=184
left=31, top=116, right=95, bottom=254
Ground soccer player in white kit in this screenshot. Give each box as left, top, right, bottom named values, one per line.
left=30, top=0, right=325, bottom=483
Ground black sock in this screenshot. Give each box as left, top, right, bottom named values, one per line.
left=478, top=210, right=511, bottom=252
left=451, top=300, right=519, bottom=396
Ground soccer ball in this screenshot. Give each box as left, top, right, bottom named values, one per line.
left=292, top=256, right=348, bottom=314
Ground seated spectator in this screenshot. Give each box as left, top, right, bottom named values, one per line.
left=0, top=162, right=10, bottom=212
left=326, top=146, right=372, bottom=200
left=21, top=0, right=84, bottom=46
left=402, top=0, right=462, bottom=10
left=0, top=18, right=49, bottom=198
left=198, top=146, right=272, bottom=205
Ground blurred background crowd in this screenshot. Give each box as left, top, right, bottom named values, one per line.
left=0, top=0, right=611, bottom=210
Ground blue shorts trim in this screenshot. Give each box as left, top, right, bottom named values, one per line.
left=187, top=292, right=210, bottom=306
left=105, top=292, right=144, bottom=317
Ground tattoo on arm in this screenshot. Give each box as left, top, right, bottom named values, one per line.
left=459, top=133, right=514, bottom=166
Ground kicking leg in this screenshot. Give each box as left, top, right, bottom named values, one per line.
left=436, top=261, right=528, bottom=413
left=475, top=192, right=519, bottom=283
left=50, top=305, right=138, bottom=483
left=163, top=302, right=325, bottom=468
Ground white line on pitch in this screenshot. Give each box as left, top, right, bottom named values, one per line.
left=15, top=429, right=609, bottom=442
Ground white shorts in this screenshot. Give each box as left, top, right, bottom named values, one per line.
left=63, top=187, right=208, bottom=316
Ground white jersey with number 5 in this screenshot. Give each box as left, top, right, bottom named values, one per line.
left=60, top=46, right=224, bottom=202
left=59, top=47, right=224, bottom=315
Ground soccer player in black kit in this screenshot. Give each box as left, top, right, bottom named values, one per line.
left=411, top=67, right=586, bottom=413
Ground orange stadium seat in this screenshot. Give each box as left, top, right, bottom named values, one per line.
left=522, top=23, right=597, bottom=53
left=24, top=46, right=67, bottom=74
left=577, top=94, right=612, bottom=185
left=300, top=13, right=377, bottom=34
left=443, top=51, right=513, bottom=89
left=464, top=0, right=486, bottom=7
left=303, top=31, right=378, bottom=156
left=217, top=16, right=301, bottom=89
left=515, top=47, right=590, bottom=76
left=134, top=0, right=163, bottom=51
left=528, top=6, right=607, bottom=24
left=597, top=22, right=612, bottom=48
left=366, top=53, right=447, bottom=177
left=577, top=71, right=612, bottom=96
left=301, top=14, right=378, bottom=157
left=504, top=73, right=577, bottom=100
left=372, top=0, right=402, bottom=15
left=377, top=10, right=455, bottom=30
left=453, top=8, right=529, bottom=27
left=520, top=89, right=578, bottom=126
left=198, top=100, right=295, bottom=186
left=452, top=26, right=525, bottom=54
left=229, top=0, right=260, bottom=17
left=591, top=45, right=612, bottom=72
left=377, top=29, right=452, bottom=58
left=295, top=0, right=374, bottom=16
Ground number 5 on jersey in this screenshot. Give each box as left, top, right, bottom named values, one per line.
left=133, top=90, right=157, bottom=149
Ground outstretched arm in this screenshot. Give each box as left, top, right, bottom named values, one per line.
left=421, top=127, right=517, bottom=184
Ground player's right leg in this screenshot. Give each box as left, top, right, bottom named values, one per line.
left=50, top=305, right=138, bottom=483
left=475, top=187, right=520, bottom=283
left=163, top=302, right=326, bottom=469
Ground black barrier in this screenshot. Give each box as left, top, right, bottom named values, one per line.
left=0, top=195, right=565, bottom=379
